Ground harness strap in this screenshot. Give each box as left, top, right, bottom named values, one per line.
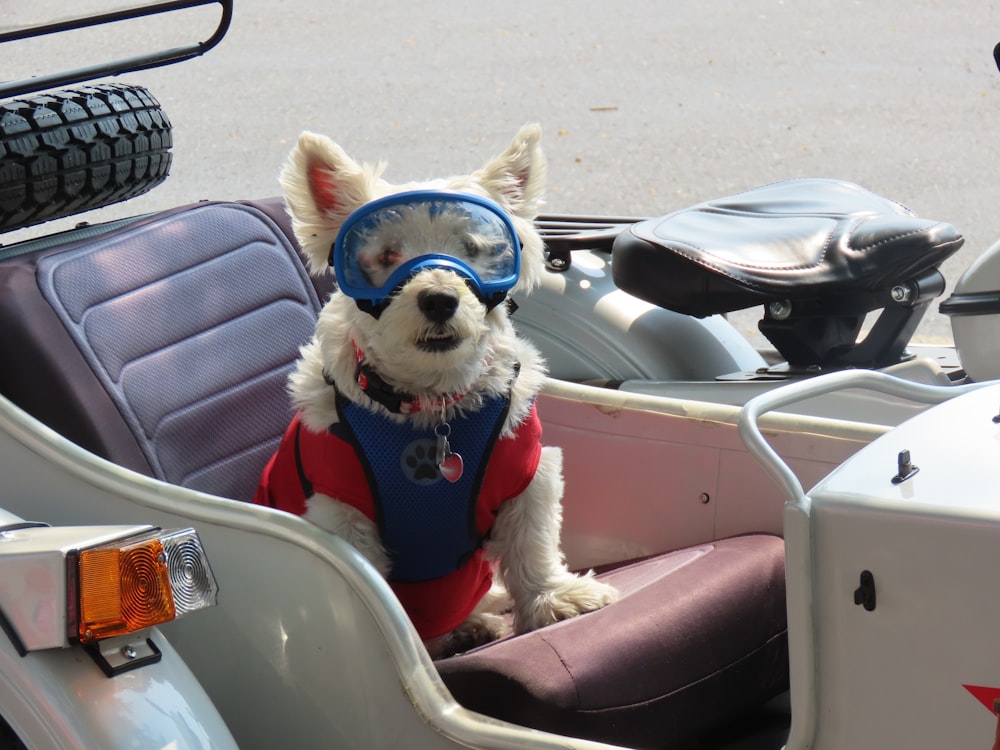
left=337, top=391, right=510, bottom=582
left=291, top=369, right=523, bottom=581
left=292, top=420, right=314, bottom=497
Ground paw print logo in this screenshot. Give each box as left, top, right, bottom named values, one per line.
left=400, top=439, right=441, bottom=485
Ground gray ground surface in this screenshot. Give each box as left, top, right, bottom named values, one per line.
left=5, top=0, right=1000, bottom=344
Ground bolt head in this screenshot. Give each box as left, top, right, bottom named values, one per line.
left=890, top=285, right=912, bottom=303
left=767, top=300, right=792, bottom=320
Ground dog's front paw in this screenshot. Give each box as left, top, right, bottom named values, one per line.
left=425, top=612, right=512, bottom=659
left=515, top=572, right=618, bottom=634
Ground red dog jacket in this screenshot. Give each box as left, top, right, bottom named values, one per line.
left=255, top=397, right=542, bottom=639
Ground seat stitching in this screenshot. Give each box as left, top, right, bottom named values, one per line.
left=537, top=630, right=583, bottom=710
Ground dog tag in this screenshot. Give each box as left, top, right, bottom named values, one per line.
left=435, top=424, right=464, bottom=483
left=439, top=451, right=464, bottom=483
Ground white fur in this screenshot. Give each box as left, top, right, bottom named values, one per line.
left=280, top=125, right=616, bottom=658
left=487, top=447, right=617, bottom=632
left=303, top=493, right=391, bottom=577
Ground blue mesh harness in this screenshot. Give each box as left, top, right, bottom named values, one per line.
left=336, top=392, right=511, bottom=582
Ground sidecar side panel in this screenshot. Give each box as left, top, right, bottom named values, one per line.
left=0, top=364, right=888, bottom=750
left=0, top=394, right=626, bottom=750
left=0, top=378, right=875, bottom=750
left=538, top=380, right=884, bottom=570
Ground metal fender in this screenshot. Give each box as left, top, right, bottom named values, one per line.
left=0, top=624, right=238, bottom=750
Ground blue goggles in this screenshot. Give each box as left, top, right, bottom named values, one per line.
left=331, top=190, right=521, bottom=315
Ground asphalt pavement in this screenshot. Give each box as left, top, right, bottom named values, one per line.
left=5, top=0, right=1000, bottom=343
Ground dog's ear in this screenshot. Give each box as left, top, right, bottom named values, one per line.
left=280, top=132, right=384, bottom=274
left=473, top=124, right=546, bottom=221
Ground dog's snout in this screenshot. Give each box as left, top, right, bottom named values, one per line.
left=417, top=290, right=459, bottom=323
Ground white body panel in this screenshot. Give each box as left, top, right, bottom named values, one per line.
left=805, top=383, right=1000, bottom=748
left=0, top=622, right=237, bottom=750
left=737, top=372, right=1000, bottom=750
left=514, top=248, right=767, bottom=382
left=947, top=237, right=1000, bottom=381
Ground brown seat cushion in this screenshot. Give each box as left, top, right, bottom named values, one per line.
left=436, top=534, right=788, bottom=748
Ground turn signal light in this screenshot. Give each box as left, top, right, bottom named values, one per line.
left=75, top=528, right=218, bottom=643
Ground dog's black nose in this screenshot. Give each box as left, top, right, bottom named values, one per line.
left=417, top=290, right=459, bottom=323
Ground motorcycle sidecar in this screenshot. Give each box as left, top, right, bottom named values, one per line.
left=0, top=192, right=891, bottom=750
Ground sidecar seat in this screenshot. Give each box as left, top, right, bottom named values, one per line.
left=0, top=198, right=788, bottom=748
left=0, top=198, right=328, bottom=500
left=438, top=534, right=788, bottom=748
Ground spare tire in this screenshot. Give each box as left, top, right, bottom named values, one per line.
left=0, top=83, right=172, bottom=232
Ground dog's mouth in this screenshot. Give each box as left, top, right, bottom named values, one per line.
left=416, top=330, right=462, bottom=352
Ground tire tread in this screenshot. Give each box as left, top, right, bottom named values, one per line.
left=0, top=83, right=172, bottom=232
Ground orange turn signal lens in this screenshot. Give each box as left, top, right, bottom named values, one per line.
left=75, top=528, right=217, bottom=643
left=78, top=535, right=175, bottom=642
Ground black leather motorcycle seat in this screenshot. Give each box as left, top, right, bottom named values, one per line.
left=612, top=178, right=964, bottom=318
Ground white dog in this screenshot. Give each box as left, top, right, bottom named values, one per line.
left=255, top=125, right=617, bottom=658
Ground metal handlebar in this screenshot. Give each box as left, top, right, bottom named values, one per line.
left=736, top=369, right=983, bottom=506
left=0, top=0, right=234, bottom=99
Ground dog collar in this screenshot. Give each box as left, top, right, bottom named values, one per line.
left=325, top=342, right=469, bottom=415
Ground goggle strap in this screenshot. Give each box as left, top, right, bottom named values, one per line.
left=355, top=298, right=391, bottom=319
left=477, top=284, right=510, bottom=313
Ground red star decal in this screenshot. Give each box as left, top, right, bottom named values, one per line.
left=965, top=684, right=1000, bottom=714
left=964, top=684, right=1000, bottom=750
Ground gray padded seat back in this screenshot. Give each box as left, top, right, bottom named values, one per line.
left=31, top=202, right=321, bottom=500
